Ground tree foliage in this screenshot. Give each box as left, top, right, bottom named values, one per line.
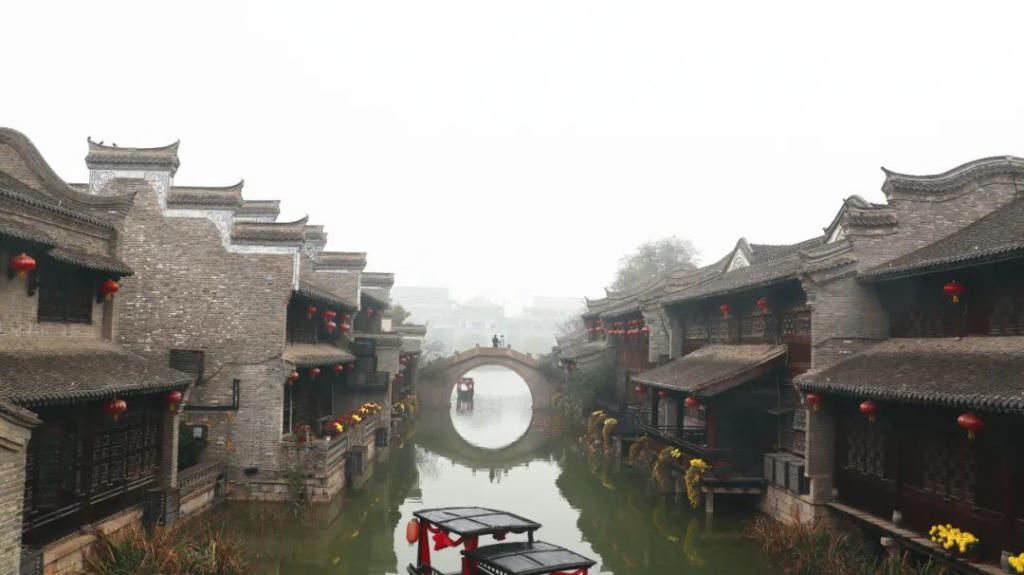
left=391, top=304, right=411, bottom=326
left=610, top=236, right=699, bottom=292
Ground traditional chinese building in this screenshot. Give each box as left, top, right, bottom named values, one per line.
left=796, top=158, right=1024, bottom=562
left=0, top=128, right=193, bottom=573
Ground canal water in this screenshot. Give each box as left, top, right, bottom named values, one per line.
left=217, top=366, right=778, bottom=574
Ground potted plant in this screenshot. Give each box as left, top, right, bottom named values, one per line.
left=1007, top=550, right=1024, bottom=574
left=929, top=524, right=980, bottom=562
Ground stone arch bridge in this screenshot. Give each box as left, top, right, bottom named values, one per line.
left=418, top=347, right=555, bottom=410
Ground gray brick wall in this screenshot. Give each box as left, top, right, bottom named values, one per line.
left=110, top=177, right=296, bottom=477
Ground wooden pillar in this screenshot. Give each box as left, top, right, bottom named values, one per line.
left=650, top=389, right=659, bottom=428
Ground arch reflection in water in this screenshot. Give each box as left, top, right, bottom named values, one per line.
left=449, top=366, right=534, bottom=450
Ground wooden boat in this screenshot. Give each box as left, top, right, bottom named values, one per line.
left=406, top=507, right=595, bottom=575
left=456, top=377, right=475, bottom=402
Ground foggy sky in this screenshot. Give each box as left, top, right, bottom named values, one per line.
left=3, top=1, right=1023, bottom=311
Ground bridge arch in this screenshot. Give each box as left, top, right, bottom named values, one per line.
left=419, top=347, right=555, bottom=410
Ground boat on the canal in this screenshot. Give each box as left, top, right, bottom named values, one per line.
left=406, top=507, right=596, bottom=575
left=456, top=377, right=475, bottom=402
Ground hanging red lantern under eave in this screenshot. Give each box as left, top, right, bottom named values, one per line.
left=309, top=367, right=321, bottom=380
left=657, top=390, right=669, bottom=400
left=322, top=309, right=338, bottom=321
left=333, top=364, right=344, bottom=376
left=99, top=279, right=120, bottom=300
left=805, top=392, right=823, bottom=411
left=306, top=304, right=318, bottom=319
left=104, top=398, right=128, bottom=422
left=325, top=320, right=338, bottom=333
left=9, top=253, right=36, bottom=279
left=340, top=322, right=352, bottom=334
left=756, top=297, right=769, bottom=313
left=957, top=411, right=984, bottom=440
left=859, top=400, right=878, bottom=423
left=684, top=396, right=700, bottom=409
left=287, top=370, right=300, bottom=385
left=633, top=384, right=647, bottom=398
left=943, top=280, right=965, bottom=304
left=719, top=303, right=730, bottom=317
left=166, top=390, right=183, bottom=412
left=367, top=307, right=376, bottom=317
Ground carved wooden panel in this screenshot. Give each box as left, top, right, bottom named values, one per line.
left=921, top=438, right=975, bottom=503
left=845, top=417, right=885, bottom=477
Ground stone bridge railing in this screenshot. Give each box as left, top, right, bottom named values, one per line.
left=445, top=346, right=539, bottom=369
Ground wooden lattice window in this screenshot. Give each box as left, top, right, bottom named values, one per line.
left=685, top=320, right=708, bottom=341
left=782, top=309, right=811, bottom=336
left=921, top=438, right=975, bottom=502
left=845, top=417, right=885, bottom=477
left=91, top=402, right=160, bottom=494
left=37, top=260, right=93, bottom=323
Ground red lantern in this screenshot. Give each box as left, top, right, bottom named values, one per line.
left=306, top=304, right=318, bottom=318
left=287, top=370, right=300, bottom=384
left=340, top=322, right=351, bottom=334
left=943, top=280, right=965, bottom=303
left=325, top=320, right=337, bottom=333
left=684, top=396, right=700, bottom=409
left=99, top=279, right=120, bottom=300
left=333, top=364, right=344, bottom=375
left=400, top=357, right=409, bottom=365
left=805, top=392, right=823, bottom=411
left=166, top=390, right=183, bottom=411
left=633, top=384, right=647, bottom=397
left=719, top=303, right=730, bottom=317
left=859, top=400, right=878, bottom=423
left=9, top=253, right=36, bottom=279
left=641, top=326, right=651, bottom=335
left=309, top=367, right=321, bottom=380
left=405, top=519, right=420, bottom=545
left=657, top=390, right=669, bottom=400
left=340, top=313, right=351, bottom=322
left=323, top=309, right=338, bottom=321
left=756, top=297, right=769, bottom=312
left=104, top=398, right=128, bottom=422
left=367, top=307, right=376, bottom=317
left=957, top=411, right=984, bottom=440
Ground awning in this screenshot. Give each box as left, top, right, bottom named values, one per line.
left=0, top=337, right=191, bottom=407
left=633, top=344, right=787, bottom=396
left=796, top=337, right=1024, bottom=414
left=47, top=246, right=133, bottom=276
left=282, top=343, right=355, bottom=367
left=464, top=542, right=596, bottom=575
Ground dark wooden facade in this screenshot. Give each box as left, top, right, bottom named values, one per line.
left=23, top=395, right=165, bottom=546
left=833, top=398, right=1024, bottom=561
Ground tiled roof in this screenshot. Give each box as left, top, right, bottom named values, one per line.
left=316, top=251, right=367, bottom=271
left=362, top=272, right=395, bottom=289
left=362, top=287, right=390, bottom=308
left=0, top=214, right=56, bottom=246
left=85, top=137, right=180, bottom=175
left=0, top=399, right=40, bottom=427
left=167, top=182, right=244, bottom=209
left=796, top=337, right=1024, bottom=414
left=662, top=237, right=823, bottom=305
left=48, top=246, right=133, bottom=276
left=295, top=280, right=356, bottom=310
left=236, top=199, right=280, bottom=219
left=0, top=337, right=191, bottom=407
left=282, top=344, right=355, bottom=367
left=863, top=200, right=1024, bottom=280
left=633, top=344, right=787, bottom=396
left=560, top=339, right=610, bottom=361
left=231, top=218, right=308, bottom=245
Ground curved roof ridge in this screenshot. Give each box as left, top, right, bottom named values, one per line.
left=0, top=128, right=134, bottom=221
left=172, top=179, right=244, bottom=193
left=882, top=156, right=1024, bottom=197
left=87, top=136, right=180, bottom=153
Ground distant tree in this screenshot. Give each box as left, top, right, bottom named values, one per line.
left=421, top=340, right=446, bottom=361
left=610, top=236, right=698, bottom=292
left=555, top=315, right=585, bottom=339
left=391, top=305, right=411, bottom=326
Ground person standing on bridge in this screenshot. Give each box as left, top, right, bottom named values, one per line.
left=492, top=334, right=499, bottom=348
left=499, top=334, right=506, bottom=348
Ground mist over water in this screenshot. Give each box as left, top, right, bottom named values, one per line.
left=449, top=366, right=534, bottom=450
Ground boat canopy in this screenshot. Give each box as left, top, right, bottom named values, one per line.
left=463, top=542, right=596, bottom=575
left=414, top=507, right=540, bottom=536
